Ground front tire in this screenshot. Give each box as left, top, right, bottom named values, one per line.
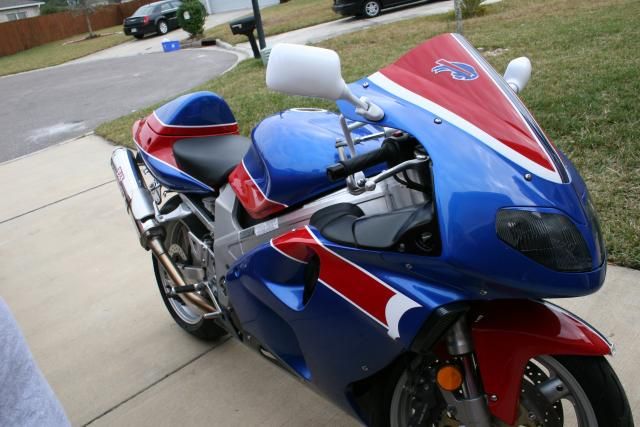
left=554, top=355, right=634, bottom=427
left=152, top=215, right=226, bottom=341
left=388, top=355, right=633, bottom=426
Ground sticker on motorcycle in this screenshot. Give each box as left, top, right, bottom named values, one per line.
left=431, top=59, right=479, bottom=81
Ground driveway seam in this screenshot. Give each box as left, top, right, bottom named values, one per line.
left=0, top=180, right=115, bottom=225
left=82, top=337, right=230, bottom=426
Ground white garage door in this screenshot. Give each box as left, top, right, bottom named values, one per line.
left=208, top=0, right=279, bottom=13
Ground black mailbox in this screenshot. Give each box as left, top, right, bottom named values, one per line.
left=230, top=15, right=260, bottom=59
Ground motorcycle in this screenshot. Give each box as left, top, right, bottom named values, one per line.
left=111, top=33, right=633, bottom=426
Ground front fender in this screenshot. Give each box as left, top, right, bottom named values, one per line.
left=470, top=300, right=612, bottom=424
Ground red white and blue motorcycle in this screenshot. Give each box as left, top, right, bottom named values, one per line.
left=111, top=34, right=633, bottom=426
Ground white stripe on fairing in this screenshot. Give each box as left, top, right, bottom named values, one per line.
left=241, top=159, right=288, bottom=208
left=153, top=111, right=238, bottom=129
left=367, top=72, right=563, bottom=184
left=386, top=293, right=421, bottom=339
left=269, top=239, right=308, bottom=264
left=450, top=34, right=559, bottom=174
left=134, top=140, right=213, bottom=192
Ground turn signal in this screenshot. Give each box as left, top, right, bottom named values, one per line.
left=436, top=365, right=463, bottom=391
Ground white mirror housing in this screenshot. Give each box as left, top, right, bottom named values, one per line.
left=266, top=43, right=384, bottom=121
left=503, top=57, right=532, bottom=93
left=266, top=43, right=347, bottom=100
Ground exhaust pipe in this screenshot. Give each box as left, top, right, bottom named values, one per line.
left=110, top=148, right=216, bottom=315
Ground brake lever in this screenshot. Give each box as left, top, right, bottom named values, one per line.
left=357, top=155, right=428, bottom=191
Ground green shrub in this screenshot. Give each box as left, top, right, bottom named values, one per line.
left=40, top=4, right=66, bottom=14
left=177, top=0, right=205, bottom=38
left=461, top=0, right=485, bottom=18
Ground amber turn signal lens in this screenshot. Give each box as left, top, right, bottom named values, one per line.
left=436, top=364, right=463, bottom=391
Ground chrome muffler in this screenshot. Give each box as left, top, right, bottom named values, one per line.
left=110, top=148, right=217, bottom=315
left=111, top=147, right=158, bottom=244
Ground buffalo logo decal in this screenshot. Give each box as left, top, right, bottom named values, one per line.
left=432, top=59, right=479, bottom=81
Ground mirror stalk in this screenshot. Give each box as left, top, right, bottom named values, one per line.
left=341, top=87, right=384, bottom=122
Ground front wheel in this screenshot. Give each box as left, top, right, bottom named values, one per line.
left=389, top=355, right=633, bottom=426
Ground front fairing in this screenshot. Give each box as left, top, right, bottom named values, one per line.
left=338, top=34, right=605, bottom=298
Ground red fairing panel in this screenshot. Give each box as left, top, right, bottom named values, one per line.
left=228, top=161, right=287, bottom=219
left=470, top=300, right=612, bottom=424
left=372, top=33, right=561, bottom=182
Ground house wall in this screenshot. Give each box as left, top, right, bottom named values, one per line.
left=206, top=0, right=278, bottom=14
left=0, top=5, right=40, bottom=23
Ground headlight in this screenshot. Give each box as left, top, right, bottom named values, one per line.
left=496, top=209, right=592, bottom=272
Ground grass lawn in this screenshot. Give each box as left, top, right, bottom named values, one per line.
left=203, top=0, right=338, bottom=44
left=0, top=25, right=129, bottom=76
left=97, top=0, right=640, bottom=269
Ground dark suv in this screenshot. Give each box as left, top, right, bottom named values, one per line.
left=333, top=0, right=427, bottom=18
left=123, top=0, right=182, bottom=39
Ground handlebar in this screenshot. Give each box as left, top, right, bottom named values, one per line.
left=326, top=143, right=395, bottom=182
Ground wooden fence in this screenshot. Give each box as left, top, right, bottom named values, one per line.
left=0, top=0, right=155, bottom=57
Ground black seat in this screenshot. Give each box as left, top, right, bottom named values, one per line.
left=173, top=135, right=251, bottom=189
left=310, top=202, right=436, bottom=251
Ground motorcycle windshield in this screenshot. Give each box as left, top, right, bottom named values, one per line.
left=339, top=33, right=566, bottom=184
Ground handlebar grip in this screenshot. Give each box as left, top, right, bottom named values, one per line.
left=326, top=144, right=393, bottom=181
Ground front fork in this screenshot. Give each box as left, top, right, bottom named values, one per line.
left=441, top=316, right=492, bottom=427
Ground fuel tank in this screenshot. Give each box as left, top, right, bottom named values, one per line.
left=229, top=109, right=385, bottom=219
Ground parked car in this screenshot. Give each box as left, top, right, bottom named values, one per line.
left=123, top=0, right=182, bottom=39
left=333, top=0, right=427, bottom=18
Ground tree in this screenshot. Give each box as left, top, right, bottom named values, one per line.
left=454, top=0, right=463, bottom=33
left=67, top=0, right=99, bottom=38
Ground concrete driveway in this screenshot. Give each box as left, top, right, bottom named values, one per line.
left=0, top=135, right=637, bottom=426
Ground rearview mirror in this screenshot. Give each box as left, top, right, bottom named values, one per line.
left=266, top=43, right=348, bottom=100
left=266, top=43, right=384, bottom=121
left=503, top=57, right=532, bottom=93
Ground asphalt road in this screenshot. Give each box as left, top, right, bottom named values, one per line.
left=0, top=48, right=238, bottom=163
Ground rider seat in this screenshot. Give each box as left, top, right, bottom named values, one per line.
left=309, top=202, right=435, bottom=251
left=173, top=135, right=251, bottom=189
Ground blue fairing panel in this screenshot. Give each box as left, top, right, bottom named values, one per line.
left=154, top=91, right=236, bottom=126
left=225, top=232, right=468, bottom=417
left=137, top=148, right=213, bottom=193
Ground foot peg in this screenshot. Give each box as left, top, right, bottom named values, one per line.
left=167, top=281, right=222, bottom=320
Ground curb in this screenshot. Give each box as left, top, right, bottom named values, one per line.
left=214, top=39, right=252, bottom=60
left=0, top=131, right=96, bottom=167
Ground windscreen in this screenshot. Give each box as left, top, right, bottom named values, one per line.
left=367, top=33, right=565, bottom=183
